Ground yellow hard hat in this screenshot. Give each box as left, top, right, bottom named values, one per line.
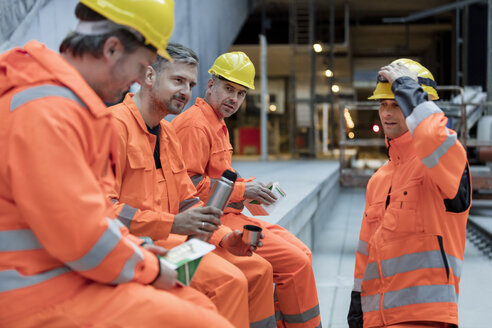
left=368, top=58, right=439, bottom=100
left=208, top=52, right=255, bottom=90
left=79, top=0, right=174, bottom=60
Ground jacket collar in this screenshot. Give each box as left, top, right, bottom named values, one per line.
left=195, top=98, right=228, bottom=135
left=387, top=131, right=416, bottom=164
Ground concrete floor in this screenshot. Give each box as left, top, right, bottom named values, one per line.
left=312, top=187, right=492, bottom=328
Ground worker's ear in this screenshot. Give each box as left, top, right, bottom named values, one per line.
left=145, top=65, right=156, bottom=87
left=102, top=36, right=124, bottom=64
left=206, top=78, right=214, bottom=89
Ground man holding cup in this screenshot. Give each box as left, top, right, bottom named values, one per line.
left=172, top=51, right=321, bottom=328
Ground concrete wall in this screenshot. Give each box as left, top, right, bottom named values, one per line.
left=0, top=0, right=254, bottom=105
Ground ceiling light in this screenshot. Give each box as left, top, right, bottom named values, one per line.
left=313, top=43, right=322, bottom=53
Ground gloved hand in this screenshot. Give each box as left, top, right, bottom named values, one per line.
left=244, top=181, right=277, bottom=205
left=172, top=206, right=222, bottom=237
left=378, top=61, right=418, bottom=85
left=142, top=244, right=177, bottom=290
left=219, top=230, right=264, bottom=256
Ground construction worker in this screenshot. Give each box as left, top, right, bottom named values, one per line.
left=0, top=1, right=233, bottom=327
left=347, top=59, right=471, bottom=328
left=172, top=51, right=322, bottom=328
left=107, top=43, right=276, bottom=328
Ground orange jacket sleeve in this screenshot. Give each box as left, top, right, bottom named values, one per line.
left=176, top=125, right=246, bottom=204
left=107, top=119, right=175, bottom=241
left=9, top=99, right=158, bottom=285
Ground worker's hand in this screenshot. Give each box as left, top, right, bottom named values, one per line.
left=142, top=244, right=178, bottom=290
left=152, top=258, right=178, bottom=290
left=219, top=230, right=264, bottom=256
left=244, top=181, right=277, bottom=205
left=378, top=62, right=418, bottom=85
left=172, top=206, right=222, bottom=237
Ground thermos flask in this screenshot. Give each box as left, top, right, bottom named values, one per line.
left=191, top=169, right=237, bottom=242
left=207, top=169, right=237, bottom=210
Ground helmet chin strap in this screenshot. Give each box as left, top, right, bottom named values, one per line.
left=75, top=19, right=144, bottom=42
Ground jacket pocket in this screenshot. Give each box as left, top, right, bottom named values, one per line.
left=437, top=235, right=450, bottom=281
left=382, top=177, right=423, bottom=233
left=127, top=148, right=151, bottom=170
left=364, top=203, right=384, bottom=236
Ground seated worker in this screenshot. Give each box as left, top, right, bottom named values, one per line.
left=348, top=59, right=470, bottom=328
left=107, top=43, right=276, bottom=328
left=172, top=52, right=321, bottom=328
left=0, top=1, right=232, bottom=327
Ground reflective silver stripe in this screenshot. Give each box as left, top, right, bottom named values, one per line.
left=356, top=240, right=368, bottom=256
left=383, top=284, right=457, bottom=310
left=381, top=250, right=463, bottom=278
left=0, top=230, right=42, bottom=251
left=250, top=314, right=277, bottom=328
left=363, top=262, right=379, bottom=281
left=421, top=128, right=457, bottom=168
left=361, top=293, right=380, bottom=312
left=111, top=239, right=144, bottom=284
left=353, top=278, right=362, bottom=292
left=190, top=175, right=204, bottom=186
left=227, top=201, right=244, bottom=210
left=179, top=197, right=201, bottom=212
left=0, top=267, right=71, bottom=292
left=117, top=204, right=138, bottom=228
left=447, top=253, right=463, bottom=278
left=10, top=85, right=87, bottom=111
left=276, top=304, right=320, bottom=324
left=65, top=218, right=122, bottom=271
left=406, top=101, right=442, bottom=134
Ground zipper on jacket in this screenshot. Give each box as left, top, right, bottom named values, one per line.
left=437, top=235, right=450, bottom=279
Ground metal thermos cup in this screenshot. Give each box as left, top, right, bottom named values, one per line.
left=207, top=169, right=237, bottom=211
left=191, top=170, right=237, bottom=242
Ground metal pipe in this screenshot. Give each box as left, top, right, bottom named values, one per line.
left=488, top=0, right=492, bottom=112
left=382, top=0, right=485, bottom=24
left=308, top=0, right=316, bottom=156
left=437, top=85, right=467, bottom=146
left=260, top=0, right=268, bottom=160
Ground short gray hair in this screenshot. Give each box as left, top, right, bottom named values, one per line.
left=151, top=42, right=199, bottom=73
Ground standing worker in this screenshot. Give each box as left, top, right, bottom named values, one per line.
left=0, top=1, right=232, bottom=327
left=107, top=43, right=276, bottom=328
left=347, top=59, right=471, bottom=328
left=172, top=51, right=322, bottom=328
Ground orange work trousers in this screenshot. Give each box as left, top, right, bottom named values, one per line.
left=156, top=234, right=275, bottom=328
left=222, top=212, right=321, bottom=328
left=4, top=281, right=232, bottom=328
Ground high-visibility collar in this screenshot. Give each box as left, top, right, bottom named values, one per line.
left=387, top=131, right=416, bottom=164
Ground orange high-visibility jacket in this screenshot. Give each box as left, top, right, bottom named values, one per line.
left=107, top=94, right=231, bottom=245
left=0, top=41, right=159, bottom=324
left=350, top=79, right=471, bottom=327
left=170, top=98, right=247, bottom=209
